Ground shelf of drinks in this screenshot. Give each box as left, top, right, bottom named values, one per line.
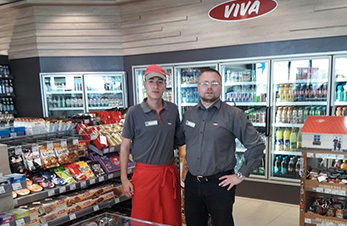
left=0, top=75, right=13, bottom=79
left=88, top=106, right=117, bottom=110
left=13, top=167, right=134, bottom=207
left=45, top=195, right=130, bottom=226
left=274, top=123, right=304, bottom=128
left=86, top=91, right=123, bottom=94
left=273, top=150, right=302, bottom=156
left=46, top=91, right=83, bottom=95
left=181, top=103, right=197, bottom=107
left=224, top=81, right=260, bottom=86
left=303, top=212, right=347, bottom=226
left=252, top=122, right=266, bottom=127
left=180, top=83, right=197, bottom=88
left=305, top=180, right=347, bottom=196
left=0, top=93, right=15, bottom=98
left=1, top=110, right=16, bottom=115
left=48, top=107, right=84, bottom=111
left=276, top=101, right=327, bottom=106
left=226, top=102, right=267, bottom=106
left=274, top=79, right=328, bottom=84
left=87, top=144, right=120, bottom=156
left=335, top=101, right=347, bottom=106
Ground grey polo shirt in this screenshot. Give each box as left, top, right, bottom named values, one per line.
left=180, top=99, right=265, bottom=177
left=122, top=98, right=180, bottom=165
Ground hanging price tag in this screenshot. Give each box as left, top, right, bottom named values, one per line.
left=48, top=189, right=55, bottom=197
left=81, top=181, right=87, bottom=188
left=84, top=119, right=90, bottom=124
left=47, top=142, right=53, bottom=149
left=0, top=186, right=5, bottom=194
left=10, top=132, right=17, bottom=138
left=73, top=139, right=79, bottom=145
left=15, top=146, right=22, bottom=155
left=70, top=183, right=76, bottom=190
left=12, top=182, right=22, bottom=190
left=15, top=218, right=25, bottom=226
left=59, top=186, right=66, bottom=193
left=93, top=205, right=100, bottom=211
left=69, top=213, right=76, bottom=221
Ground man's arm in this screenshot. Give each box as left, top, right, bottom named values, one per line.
left=120, top=136, right=134, bottom=197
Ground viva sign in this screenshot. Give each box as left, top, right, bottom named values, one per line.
left=208, top=0, right=278, bottom=22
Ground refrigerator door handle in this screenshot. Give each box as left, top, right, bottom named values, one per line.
left=265, top=106, right=271, bottom=136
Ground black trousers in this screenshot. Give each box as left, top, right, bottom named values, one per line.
left=184, top=171, right=236, bottom=226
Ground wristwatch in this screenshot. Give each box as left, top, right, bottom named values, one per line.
left=236, top=172, right=245, bottom=181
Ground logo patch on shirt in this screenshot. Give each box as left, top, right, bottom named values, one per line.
left=185, top=120, right=196, bottom=128
left=145, top=120, right=158, bottom=127
left=213, top=121, right=218, bottom=126
left=168, top=122, right=172, bottom=126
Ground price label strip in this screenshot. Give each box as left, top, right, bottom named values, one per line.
left=12, top=182, right=22, bottom=191
left=48, top=189, right=55, bottom=197
left=0, top=186, right=5, bottom=194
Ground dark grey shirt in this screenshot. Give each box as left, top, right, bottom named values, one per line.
left=179, top=99, right=265, bottom=177
left=122, top=98, right=180, bottom=165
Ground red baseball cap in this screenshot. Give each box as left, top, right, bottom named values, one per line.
left=144, top=64, right=166, bottom=80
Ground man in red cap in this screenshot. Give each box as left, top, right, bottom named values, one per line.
left=120, top=64, right=181, bottom=226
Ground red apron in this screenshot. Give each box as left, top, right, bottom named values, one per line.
left=131, top=162, right=181, bottom=226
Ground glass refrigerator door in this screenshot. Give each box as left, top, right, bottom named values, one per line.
left=176, top=64, right=217, bottom=116
left=332, top=55, right=347, bottom=116
left=133, top=67, right=174, bottom=104
left=84, top=72, right=127, bottom=112
left=41, top=73, right=84, bottom=117
left=271, top=57, right=330, bottom=182
left=220, top=61, right=269, bottom=178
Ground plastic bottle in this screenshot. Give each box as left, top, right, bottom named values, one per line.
left=274, top=156, right=281, bottom=175
left=336, top=107, right=342, bottom=116
left=337, top=84, right=343, bottom=101
left=290, top=127, right=297, bottom=152
left=297, top=130, right=302, bottom=150
left=276, top=128, right=284, bottom=151
left=295, top=157, right=301, bottom=179
left=284, top=84, right=289, bottom=101
left=288, top=157, right=295, bottom=178
left=341, top=160, right=347, bottom=170
left=281, top=156, right=288, bottom=176
left=282, top=107, right=288, bottom=123
left=284, top=128, right=291, bottom=151
left=276, top=107, right=282, bottom=123
left=279, top=84, right=284, bottom=102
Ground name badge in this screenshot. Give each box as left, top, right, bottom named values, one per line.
left=185, top=120, right=196, bottom=128
left=145, top=120, right=158, bottom=127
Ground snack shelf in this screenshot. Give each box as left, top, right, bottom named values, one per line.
left=305, top=180, right=347, bottom=196
left=45, top=195, right=130, bottom=226
left=3, top=216, right=30, bottom=226
left=88, top=144, right=120, bottom=156
left=303, top=212, right=347, bottom=225
left=13, top=167, right=134, bottom=207
left=276, top=101, right=327, bottom=106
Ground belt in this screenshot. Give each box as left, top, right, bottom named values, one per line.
left=189, top=170, right=235, bottom=182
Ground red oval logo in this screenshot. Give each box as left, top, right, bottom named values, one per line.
left=208, top=0, right=278, bottom=22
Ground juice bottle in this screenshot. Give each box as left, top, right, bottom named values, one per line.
left=290, top=127, right=297, bottom=152
left=284, top=84, right=289, bottom=101
left=282, top=107, right=288, bottom=123
left=288, top=84, right=294, bottom=102
left=279, top=84, right=284, bottom=102
left=336, top=107, right=342, bottom=116
left=276, top=107, right=282, bottom=123
left=341, top=160, right=347, bottom=170
left=284, top=128, right=291, bottom=151
left=276, top=128, right=284, bottom=151
left=287, top=107, right=293, bottom=124
left=297, top=129, right=302, bottom=150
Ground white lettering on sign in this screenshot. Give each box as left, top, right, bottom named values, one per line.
left=209, top=0, right=277, bottom=22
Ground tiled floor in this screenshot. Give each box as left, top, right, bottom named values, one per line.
left=234, top=196, right=300, bottom=226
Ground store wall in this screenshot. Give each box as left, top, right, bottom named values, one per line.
left=0, top=55, right=9, bottom=64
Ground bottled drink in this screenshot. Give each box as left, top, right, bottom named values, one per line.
left=295, top=157, right=301, bottom=179
left=336, top=107, right=342, bottom=116
left=287, top=107, right=293, bottom=123
left=303, top=107, right=310, bottom=121
left=309, top=107, right=315, bottom=116
left=61, top=96, right=66, bottom=107
left=288, top=157, right=296, bottom=178
left=66, top=97, right=71, bottom=107
left=9, top=98, right=14, bottom=111
left=297, top=130, right=302, bottom=150
left=281, top=156, right=288, bottom=176
left=291, top=107, right=298, bottom=123
left=290, top=127, right=297, bottom=152
left=322, top=84, right=328, bottom=100
left=281, top=107, right=288, bottom=123
left=276, top=107, right=282, bottom=123
left=274, top=156, right=281, bottom=175
left=288, top=84, right=294, bottom=102
left=294, top=84, right=301, bottom=101
left=284, top=84, right=289, bottom=101
left=299, top=84, right=305, bottom=101
left=9, top=81, right=13, bottom=93
left=284, top=128, right=291, bottom=151
left=341, top=160, right=347, bottom=170
left=297, top=107, right=304, bottom=123
left=279, top=84, right=284, bottom=102
left=275, top=128, right=284, bottom=151
left=337, top=84, right=344, bottom=101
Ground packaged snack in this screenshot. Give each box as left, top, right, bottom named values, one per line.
left=64, top=163, right=87, bottom=181
left=28, top=184, right=43, bottom=192
left=76, top=141, right=89, bottom=158
left=54, top=142, right=70, bottom=165
left=95, top=152, right=121, bottom=174
left=67, top=143, right=78, bottom=163
left=53, top=166, right=76, bottom=185
left=22, top=145, right=42, bottom=172
left=15, top=188, right=30, bottom=196
left=9, top=153, right=26, bottom=174
left=0, top=213, right=14, bottom=224
left=87, top=161, right=105, bottom=177
left=40, top=144, right=59, bottom=169
left=75, top=161, right=95, bottom=179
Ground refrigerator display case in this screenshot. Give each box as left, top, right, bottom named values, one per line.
left=332, top=55, right=347, bottom=116
left=40, top=72, right=127, bottom=117
left=220, top=61, right=270, bottom=178
left=270, top=56, right=331, bottom=182
left=175, top=63, right=217, bottom=116
left=84, top=73, right=127, bottom=112
left=133, top=66, right=174, bottom=104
